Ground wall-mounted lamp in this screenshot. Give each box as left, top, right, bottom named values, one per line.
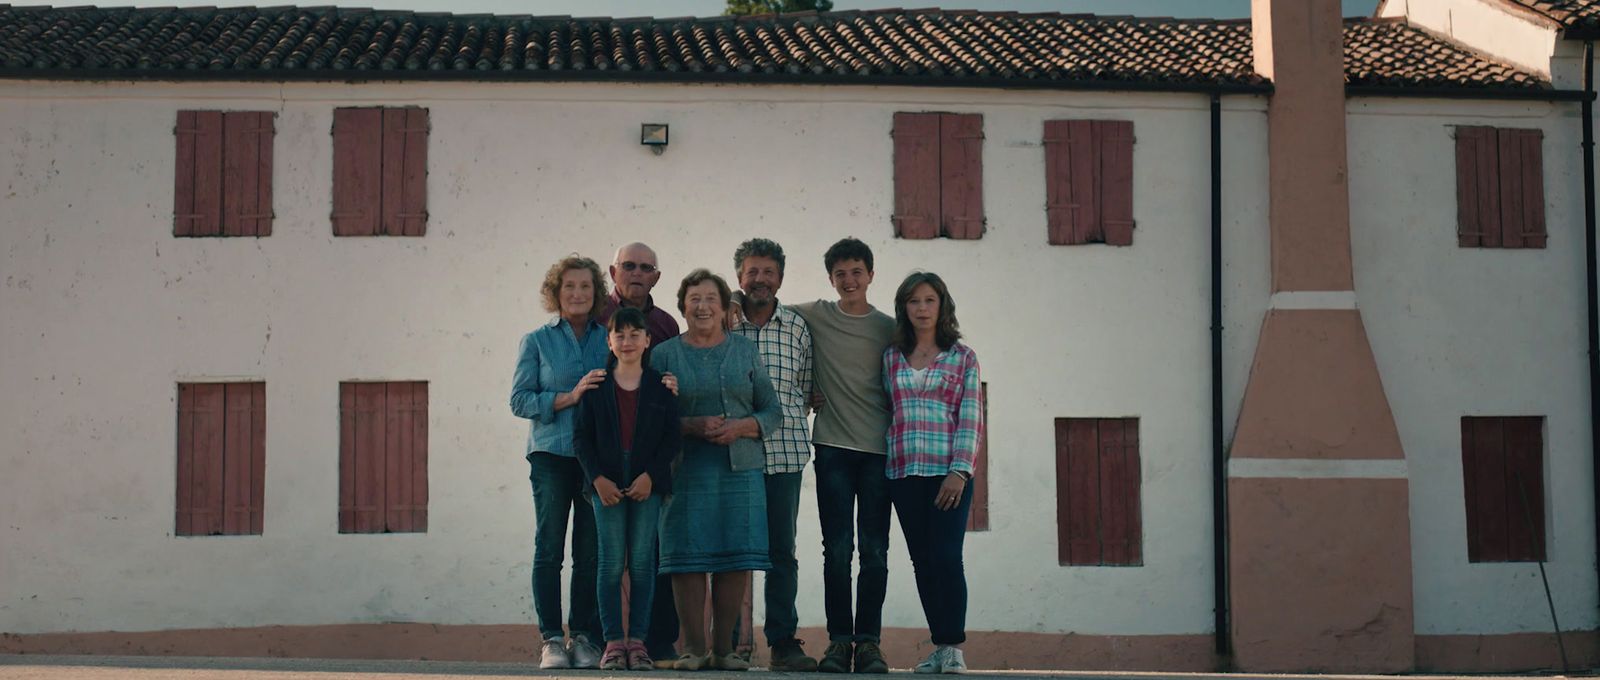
left=641, top=123, right=669, bottom=155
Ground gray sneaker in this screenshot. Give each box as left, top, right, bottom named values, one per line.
left=914, top=647, right=946, bottom=674
left=570, top=634, right=603, bottom=669
left=540, top=639, right=572, bottom=669
left=940, top=647, right=967, bottom=674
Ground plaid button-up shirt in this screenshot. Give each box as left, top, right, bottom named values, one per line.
left=883, top=342, right=983, bottom=480
left=732, top=301, right=814, bottom=473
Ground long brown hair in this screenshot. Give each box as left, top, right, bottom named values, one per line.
left=892, top=271, right=961, bottom=355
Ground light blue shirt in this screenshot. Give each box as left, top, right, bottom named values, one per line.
left=510, top=316, right=609, bottom=457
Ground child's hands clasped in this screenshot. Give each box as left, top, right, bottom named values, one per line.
left=624, top=473, right=653, bottom=501
left=593, top=475, right=624, bottom=506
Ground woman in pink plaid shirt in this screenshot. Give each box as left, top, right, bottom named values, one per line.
left=882, top=271, right=983, bottom=675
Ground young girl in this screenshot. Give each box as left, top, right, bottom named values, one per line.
left=574, top=306, right=681, bottom=671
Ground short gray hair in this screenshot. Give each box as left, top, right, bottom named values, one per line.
left=733, top=238, right=786, bottom=275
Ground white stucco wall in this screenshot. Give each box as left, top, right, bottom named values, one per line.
left=1347, top=97, right=1599, bottom=634
left=1378, top=0, right=1561, bottom=81
left=0, top=81, right=1271, bottom=637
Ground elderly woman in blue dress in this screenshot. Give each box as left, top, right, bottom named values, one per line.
left=649, top=268, right=780, bottom=671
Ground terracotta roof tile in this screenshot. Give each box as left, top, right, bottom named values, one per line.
left=0, top=5, right=1548, bottom=91
left=1504, top=0, right=1600, bottom=33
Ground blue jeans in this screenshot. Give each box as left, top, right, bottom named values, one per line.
left=592, top=492, right=664, bottom=642
left=763, top=471, right=804, bottom=645
left=813, top=445, right=891, bottom=643
left=888, top=475, right=973, bottom=646
left=528, top=451, right=602, bottom=642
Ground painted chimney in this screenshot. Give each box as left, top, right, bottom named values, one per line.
left=1228, top=0, right=1415, bottom=672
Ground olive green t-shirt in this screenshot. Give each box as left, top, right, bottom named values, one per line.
left=789, top=299, right=896, bottom=455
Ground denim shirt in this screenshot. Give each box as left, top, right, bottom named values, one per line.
left=510, top=316, right=609, bottom=457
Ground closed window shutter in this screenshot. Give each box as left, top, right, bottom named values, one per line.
left=1056, top=417, right=1141, bottom=566
left=381, top=107, right=429, bottom=236
left=1506, top=129, right=1546, bottom=248
left=1462, top=416, right=1546, bottom=562
left=333, top=108, right=384, bottom=236
left=1503, top=417, right=1545, bottom=561
left=1097, top=418, right=1141, bottom=564
left=1043, top=120, right=1078, bottom=244
left=940, top=113, right=984, bottom=240
left=1057, top=418, right=1101, bottom=564
left=384, top=382, right=429, bottom=532
left=966, top=383, right=990, bottom=531
left=176, top=383, right=199, bottom=535
left=1068, top=120, right=1101, bottom=244
left=174, top=111, right=224, bottom=236
left=1100, top=121, right=1136, bottom=246
left=1455, top=126, right=1502, bottom=248
left=892, top=112, right=941, bottom=239
left=221, top=112, right=275, bottom=237
left=177, top=382, right=264, bottom=537
left=341, top=381, right=429, bottom=533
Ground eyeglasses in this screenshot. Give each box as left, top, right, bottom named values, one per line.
left=617, top=261, right=658, bottom=273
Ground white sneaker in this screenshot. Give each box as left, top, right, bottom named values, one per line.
left=940, top=647, right=967, bottom=674
left=914, top=647, right=948, bottom=674
left=569, top=634, right=603, bottom=669
left=540, top=639, right=572, bottom=669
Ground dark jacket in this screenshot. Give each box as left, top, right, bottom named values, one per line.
left=573, top=367, right=681, bottom=495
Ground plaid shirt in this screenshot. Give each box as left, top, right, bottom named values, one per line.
left=731, top=301, right=814, bottom=473
left=883, top=343, right=983, bottom=480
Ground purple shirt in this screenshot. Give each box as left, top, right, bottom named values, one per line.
left=597, top=291, right=680, bottom=347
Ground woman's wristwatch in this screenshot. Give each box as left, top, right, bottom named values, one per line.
left=952, top=470, right=972, bottom=482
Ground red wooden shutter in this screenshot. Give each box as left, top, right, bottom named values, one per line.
left=940, top=113, right=984, bottom=239
left=410, top=382, right=429, bottom=531
left=339, top=383, right=358, bottom=531
left=223, top=382, right=252, bottom=534
left=1501, top=129, right=1547, bottom=249
left=177, top=382, right=264, bottom=536
left=174, top=111, right=224, bottom=236
left=1056, top=417, right=1141, bottom=565
left=176, top=383, right=226, bottom=536
left=1503, top=417, right=1545, bottom=561
left=192, top=383, right=227, bottom=535
left=381, top=108, right=429, bottom=236
left=333, top=108, right=383, bottom=236
left=966, top=383, right=990, bottom=531
left=1100, top=121, right=1136, bottom=246
left=892, top=112, right=941, bottom=239
left=1455, top=126, right=1500, bottom=248
left=342, top=381, right=428, bottom=533
left=384, top=382, right=429, bottom=531
left=1463, top=416, right=1546, bottom=562
left=1496, top=128, right=1527, bottom=249
left=1069, top=120, right=1100, bottom=244
left=1043, top=120, right=1077, bottom=244
left=176, top=384, right=197, bottom=535
left=1098, top=418, right=1141, bottom=564
left=1057, top=418, right=1100, bottom=565
left=1463, top=416, right=1511, bottom=561
left=221, top=112, right=275, bottom=237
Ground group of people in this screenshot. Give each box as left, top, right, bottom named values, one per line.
left=510, top=237, right=984, bottom=674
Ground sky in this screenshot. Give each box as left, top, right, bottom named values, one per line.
left=121, top=1, right=1383, bottom=19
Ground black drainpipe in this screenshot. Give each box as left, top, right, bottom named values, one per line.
left=1583, top=40, right=1599, bottom=624
left=1209, top=90, right=1230, bottom=662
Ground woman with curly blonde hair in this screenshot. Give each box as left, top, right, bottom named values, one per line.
left=511, top=254, right=611, bottom=669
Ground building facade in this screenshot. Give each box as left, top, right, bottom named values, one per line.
left=0, top=0, right=1596, bottom=672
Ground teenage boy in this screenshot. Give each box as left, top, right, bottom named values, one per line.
left=789, top=238, right=895, bottom=674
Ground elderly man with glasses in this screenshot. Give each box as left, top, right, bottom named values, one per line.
left=599, top=242, right=681, bottom=347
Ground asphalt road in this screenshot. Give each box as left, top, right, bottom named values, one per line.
left=0, top=655, right=1581, bottom=680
